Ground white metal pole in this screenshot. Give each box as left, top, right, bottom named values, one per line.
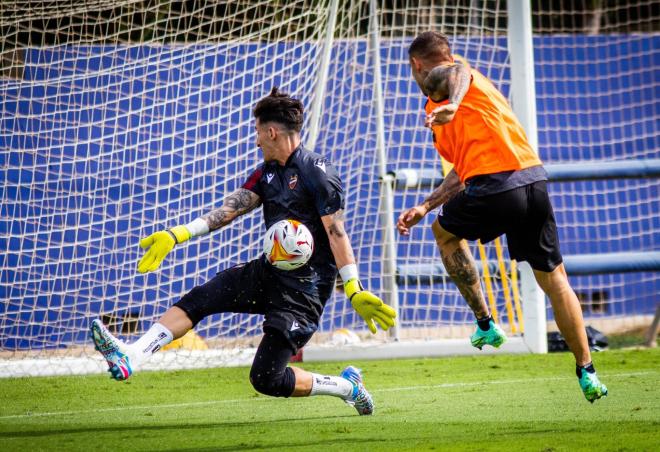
left=369, top=0, right=400, bottom=340
left=507, top=0, right=547, bottom=353
left=305, top=0, right=339, bottom=150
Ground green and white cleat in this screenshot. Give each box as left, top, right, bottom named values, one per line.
left=578, top=367, right=608, bottom=403
left=470, top=319, right=507, bottom=350
left=89, top=319, right=133, bottom=381
left=340, top=366, right=374, bottom=416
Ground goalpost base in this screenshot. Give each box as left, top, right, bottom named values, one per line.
left=302, top=336, right=532, bottom=362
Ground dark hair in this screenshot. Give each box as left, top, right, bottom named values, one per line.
left=253, top=87, right=304, bottom=133
left=408, top=31, right=452, bottom=62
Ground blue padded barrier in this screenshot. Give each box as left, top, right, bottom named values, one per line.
left=389, top=159, right=660, bottom=189
left=397, top=251, right=660, bottom=285
left=562, top=251, right=660, bottom=275
left=392, top=161, right=660, bottom=284
left=396, top=262, right=499, bottom=285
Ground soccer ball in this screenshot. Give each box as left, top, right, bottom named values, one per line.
left=330, top=328, right=361, bottom=346
left=263, top=219, right=314, bottom=271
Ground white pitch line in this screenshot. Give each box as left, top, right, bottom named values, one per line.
left=0, top=370, right=655, bottom=420
left=375, top=370, right=657, bottom=393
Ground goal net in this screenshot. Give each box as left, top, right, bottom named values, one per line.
left=1, top=0, right=658, bottom=376
left=531, top=0, right=660, bottom=334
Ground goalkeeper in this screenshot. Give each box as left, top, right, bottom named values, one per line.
left=397, top=32, right=607, bottom=403
left=90, top=87, right=396, bottom=416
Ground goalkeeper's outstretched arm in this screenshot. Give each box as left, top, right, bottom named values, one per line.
left=137, top=188, right=261, bottom=273
left=321, top=210, right=396, bottom=334
left=201, top=188, right=261, bottom=231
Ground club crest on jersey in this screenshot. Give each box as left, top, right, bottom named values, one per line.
left=288, top=174, right=298, bottom=189
left=266, top=173, right=274, bottom=184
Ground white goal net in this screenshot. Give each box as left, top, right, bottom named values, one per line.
left=1, top=0, right=658, bottom=376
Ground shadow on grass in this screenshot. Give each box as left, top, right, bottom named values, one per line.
left=159, top=437, right=392, bottom=452
left=0, top=413, right=356, bottom=439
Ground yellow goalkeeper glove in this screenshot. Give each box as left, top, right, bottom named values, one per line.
left=137, top=225, right=191, bottom=273
left=344, top=278, right=397, bottom=334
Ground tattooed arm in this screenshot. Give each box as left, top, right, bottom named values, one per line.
left=420, top=169, right=464, bottom=212
left=397, top=169, right=464, bottom=236
left=201, top=188, right=262, bottom=232
left=321, top=209, right=356, bottom=269
left=424, top=61, right=471, bottom=104
left=136, top=188, right=261, bottom=273
left=423, top=61, right=471, bottom=127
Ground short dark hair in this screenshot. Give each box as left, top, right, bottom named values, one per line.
left=253, top=87, right=304, bottom=133
left=408, top=31, right=452, bottom=62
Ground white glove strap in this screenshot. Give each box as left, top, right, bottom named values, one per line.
left=185, top=218, right=210, bottom=238
left=338, top=263, right=359, bottom=283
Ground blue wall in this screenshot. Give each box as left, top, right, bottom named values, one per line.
left=1, top=36, right=658, bottom=348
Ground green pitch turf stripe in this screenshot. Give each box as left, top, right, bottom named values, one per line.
left=374, top=370, right=656, bottom=392
left=0, top=370, right=653, bottom=421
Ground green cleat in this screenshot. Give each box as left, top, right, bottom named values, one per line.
left=470, top=319, right=507, bottom=350
left=578, top=367, right=608, bottom=403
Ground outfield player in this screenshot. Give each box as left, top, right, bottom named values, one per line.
left=396, top=32, right=607, bottom=402
left=90, top=87, right=396, bottom=415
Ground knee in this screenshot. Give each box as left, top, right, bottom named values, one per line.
left=534, top=264, right=572, bottom=298
left=249, top=367, right=294, bottom=398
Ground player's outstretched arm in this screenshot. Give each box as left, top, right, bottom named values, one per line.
left=321, top=210, right=396, bottom=334
left=137, top=188, right=261, bottom=273
left=397, top=169, right=463, bottom=236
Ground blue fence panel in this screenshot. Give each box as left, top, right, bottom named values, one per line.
left=1, top=35, right=658, bottom=348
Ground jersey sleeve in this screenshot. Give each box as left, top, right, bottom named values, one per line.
left=306, top=158, right=345, bottom=216
left=241, top=165, right=264, bottom=198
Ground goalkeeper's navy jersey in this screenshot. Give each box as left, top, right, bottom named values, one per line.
left=242, top=145, right=345, bottom=295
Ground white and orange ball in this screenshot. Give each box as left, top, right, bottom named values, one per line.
left=263, top=219, right=314, bottom=271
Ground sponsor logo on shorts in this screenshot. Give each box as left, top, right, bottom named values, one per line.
left=290, top=321, right=301, bottom=331
left=266, top=173, right=274, bottom=184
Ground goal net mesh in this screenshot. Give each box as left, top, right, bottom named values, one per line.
left=1, top=0, right=657, bottom=375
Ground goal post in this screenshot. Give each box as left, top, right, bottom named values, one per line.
left=507, top=0, right=547, bottom=354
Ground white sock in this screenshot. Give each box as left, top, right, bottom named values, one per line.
left=309, top=373, right=354, bottom=400
left=127, top=323, right=173, bottom=367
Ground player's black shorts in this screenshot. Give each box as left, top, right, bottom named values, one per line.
left=174, top=257, right=333, bottom=352
left=437, top=180, right=562, bottom=272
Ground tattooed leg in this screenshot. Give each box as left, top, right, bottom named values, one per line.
left=432, top=221, right=489, bottom=318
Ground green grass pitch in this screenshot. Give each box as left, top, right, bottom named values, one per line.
left=1, top=348, right=658, bottom=451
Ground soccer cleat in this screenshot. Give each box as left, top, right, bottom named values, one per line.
left=340, top=365, right=374, bottom=416
left=578, top=368, right=608, bottom=403
left=89, top=319, right=133, bottom=381
left=470, top=319, right=507, bottom=350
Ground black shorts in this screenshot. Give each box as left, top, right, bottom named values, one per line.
left=437, top=181, right=562, bottom=272
left=174, top=257, right=333, bottom=352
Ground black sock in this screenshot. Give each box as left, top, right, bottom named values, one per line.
left=576, top=362, right=595, bottom=378
left=477, top=315, right=492, bottom=331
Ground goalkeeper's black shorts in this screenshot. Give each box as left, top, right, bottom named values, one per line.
left=437, top=180, right=563, bottom=272
left=174, top=256, right=333, bottom=352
